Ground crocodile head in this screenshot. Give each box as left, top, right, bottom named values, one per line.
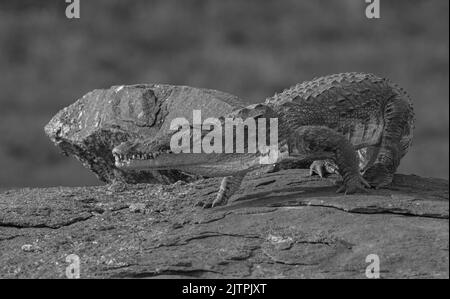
left=112, top=104, right=286, bottom=175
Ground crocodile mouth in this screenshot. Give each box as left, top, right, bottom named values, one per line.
left=113, top=148, right=227, bottom=170
left=113, top=148, right=177, bottom=170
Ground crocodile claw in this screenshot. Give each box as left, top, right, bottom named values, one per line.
left=195, top=192, right=229, bottom=209
left=363, top=163, right=394, bottom=189
left=211, top=193, right=228, bottom=208
left=336, top=175, right=371, bottom=194
left=195, top=197, right=218, bottom=209
left=195, top=199, right=213, bottom=209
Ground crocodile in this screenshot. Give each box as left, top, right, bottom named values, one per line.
left=113, top=72, right=415, bottom=208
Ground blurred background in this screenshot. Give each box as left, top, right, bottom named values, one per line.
left=0, top=0, right=448, bottom=188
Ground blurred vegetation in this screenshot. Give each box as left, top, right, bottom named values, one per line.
left=0, top=0, right=448, bottom=188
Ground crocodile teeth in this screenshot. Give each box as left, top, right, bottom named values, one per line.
left=123, top=152, right=161, bottom=160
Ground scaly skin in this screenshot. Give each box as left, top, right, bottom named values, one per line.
left=113, top=73, right=415, bottom=208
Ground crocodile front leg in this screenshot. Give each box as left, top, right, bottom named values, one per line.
left=289, top=126, right=370, bottom=194
left=198, top=172, right=246, bottom=208
left=363, top=96, right=413, bottom=188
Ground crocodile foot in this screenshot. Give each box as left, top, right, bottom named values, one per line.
left=195, top=192, right=229, bottom=209
left=309, top=160, right=338, bottom=178
left=336, top=174, right=371, bottom=194
left=195, top=196, right=216, bottom=209
left=363, top=163, right=394, bottom=189
left=196, top=188, right=232, bottom=209
left=196, top=175, right=245, bottom=209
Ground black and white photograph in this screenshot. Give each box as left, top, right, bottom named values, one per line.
left=0, top=0, right=448, bottom=282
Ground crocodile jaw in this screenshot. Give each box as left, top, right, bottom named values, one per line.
left=114, top=152, right=261, bottom=172
left=115, top=152, right=199, bottom=170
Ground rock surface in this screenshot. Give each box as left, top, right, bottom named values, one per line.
left=44, top=84, right=246, bottom=184
left=0, top=170, right=448, bottom=278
